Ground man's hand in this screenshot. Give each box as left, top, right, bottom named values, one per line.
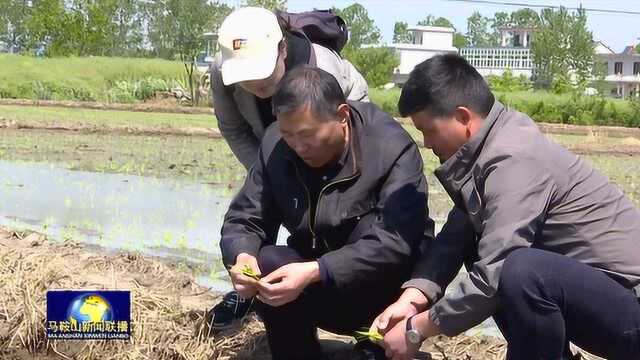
left=229, top=253, right=261, bottom=299
left=381, top=310, right=441, bottom=360
left=255, top=261, right=320, bottom=307
left=372, top=288, right=429, bottom=335
left=380, top=317, right=421, bottom=360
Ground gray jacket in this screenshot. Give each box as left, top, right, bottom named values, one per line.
left=404, top=101, right=640, bottom=336
left=211, top=43, right=369, bottom=170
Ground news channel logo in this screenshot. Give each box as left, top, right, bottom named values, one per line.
left=46, top=290, right=131, bottom=340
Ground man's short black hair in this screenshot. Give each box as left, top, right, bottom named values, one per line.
left=272, top=65, right=346, bottom=120
left=398, top=54, right=495, bottom=118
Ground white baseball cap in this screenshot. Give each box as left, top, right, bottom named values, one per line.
left=218, top=7, right=284, bottom=86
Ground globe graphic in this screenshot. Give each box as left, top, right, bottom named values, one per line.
left=67, top=294, right=113, bottom=327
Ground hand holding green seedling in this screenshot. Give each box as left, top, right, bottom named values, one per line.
left=230, top=253, right=262, bottom=298
left=255, top=261, right=321, bottom=307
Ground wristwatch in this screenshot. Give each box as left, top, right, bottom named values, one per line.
left=405, top=314, right=423, bottom=346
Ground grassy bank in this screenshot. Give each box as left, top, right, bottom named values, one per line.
left=370, top=88, right=640, bottom=127
left=0, top=54, right=184, bottom=103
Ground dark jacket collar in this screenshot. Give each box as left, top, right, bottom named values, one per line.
left=434, top=101, right=506, bottom=200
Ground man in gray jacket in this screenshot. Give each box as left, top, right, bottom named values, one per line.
left=373, top=54, right=640, bottom=360
left=209, top=6, right=369, bottom=328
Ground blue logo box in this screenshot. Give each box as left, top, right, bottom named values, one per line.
left=46, top=290, right=131, bottom=340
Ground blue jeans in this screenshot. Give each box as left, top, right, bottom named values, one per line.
left=496, top=248, right=640, bottom=360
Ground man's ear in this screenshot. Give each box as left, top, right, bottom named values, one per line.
left=336, top=103, right=350, bottom=125
left=279, top=40, right=287, bottom=61
left=453, top=106, right=473, bottom=126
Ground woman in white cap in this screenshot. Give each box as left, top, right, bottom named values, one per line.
left=209, top=6, right=369, bottom=332
left=211, top=6, right=369, bottom=170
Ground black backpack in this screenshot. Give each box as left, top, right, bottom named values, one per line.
left=275, top=9, right=348, bottom=54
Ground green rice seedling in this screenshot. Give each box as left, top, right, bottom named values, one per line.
left=241, top=265, right=261, bottom=280
left=354, top=327, right=383, bottom=342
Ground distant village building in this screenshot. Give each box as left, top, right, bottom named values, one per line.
left=390, top=26, right=458, bottom=85
left=390, top=25, right=534, bottom=85
left=597, top=45, right=640, bottom=98
left=459, top=26, right=534, bottom=78
left=389, top=22, right=639, bottom=98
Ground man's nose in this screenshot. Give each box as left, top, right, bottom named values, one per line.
left=293, top=141, right=308, bottom=155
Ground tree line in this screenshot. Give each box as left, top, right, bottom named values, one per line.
left=0, top=1, right=602, bottom=89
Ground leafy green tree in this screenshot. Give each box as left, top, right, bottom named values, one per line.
left=27, top=0, right=71, bottom=56
left=531, top=7, right=594, bottom=90
left=109, top=0, right=146, bottom=56
left=393, top=21, right=411, bottom=43
left=510, top=8, right=540, bottom=27
left=342, top=46, right=398, bottom=87
left=334, top=3, right=380, bottom=49
left=418, top=15, right=453, bottom=28
left=0, top=0, right=32, bottom=53
left=466, top=11, right=492, bottom=47
left=146, top=0, right=231, bottom=104
left=243, top=0, right=286, bottom=11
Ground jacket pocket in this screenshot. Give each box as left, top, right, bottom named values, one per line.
left=319, top=198, right=376, bottom=250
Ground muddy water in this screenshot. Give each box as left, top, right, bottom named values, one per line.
left=0, top=160, right=251, bottom=291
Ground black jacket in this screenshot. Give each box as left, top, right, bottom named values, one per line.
left=220, top=101, right=435, bottom=292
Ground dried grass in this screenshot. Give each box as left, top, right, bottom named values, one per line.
left=0, top=227, right=268, bottom=360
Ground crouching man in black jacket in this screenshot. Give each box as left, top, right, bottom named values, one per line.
left=219, top=66, right=435, bottom=360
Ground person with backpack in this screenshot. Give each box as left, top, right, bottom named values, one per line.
left=220, top=66, right=434, bottom=360
left=211, top=6, right=368, bottom=170
left=208, top=6, right=370, bottom=332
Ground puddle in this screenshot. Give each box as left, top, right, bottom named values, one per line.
left=0, top=160, right=251, bottom=291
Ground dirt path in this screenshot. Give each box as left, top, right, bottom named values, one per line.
left=537, top=122, right=640, bottom=139
left=0, top=118, right=222, bottom=138
left=0, top=99, right=213, bottom=115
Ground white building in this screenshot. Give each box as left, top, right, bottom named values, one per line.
left=598, top=45, right=640, bottom=98
left=460, top=26, right=534, bottom=78
left=390, top=26, right=458, bottom=84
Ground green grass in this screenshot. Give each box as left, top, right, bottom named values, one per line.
left=0, top=105, right=216, bottom=129
left=0, top=54, right=184, bottom=102
left=369, top=88, right=639, bottom=127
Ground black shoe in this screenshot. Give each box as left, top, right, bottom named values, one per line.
left=352, top=340, right=386, bottom=360
left=208, top=290, right=254, bottom=330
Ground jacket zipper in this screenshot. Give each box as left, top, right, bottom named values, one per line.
left=292, top=164, right=318, bottom=249
left=312, top=173, right=360, bottom=251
